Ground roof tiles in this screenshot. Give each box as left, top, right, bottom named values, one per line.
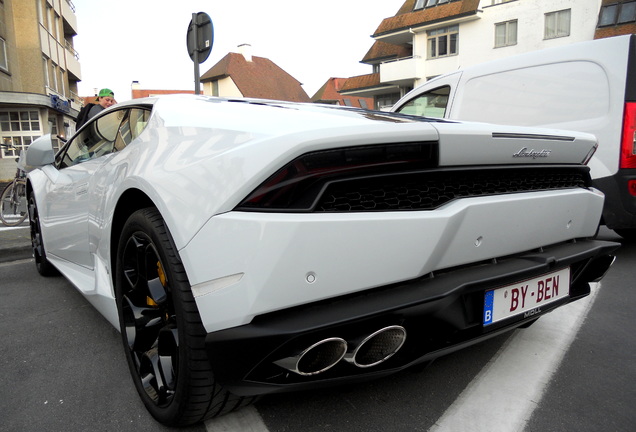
left=201, top=52, right=311, bottom=102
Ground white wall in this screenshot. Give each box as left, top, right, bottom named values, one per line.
left=202, top=77, right=243, bottom=98
left=410, top=0, right=602, bottom=82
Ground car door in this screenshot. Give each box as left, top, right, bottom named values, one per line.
left=42, top=109, right=127, bottom=268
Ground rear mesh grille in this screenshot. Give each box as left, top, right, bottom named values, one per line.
left=316, top=168, right=588, bottom=212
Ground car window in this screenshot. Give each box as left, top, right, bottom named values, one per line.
left=58, top=109, right=127, bottom=168
left=396, top=86, right=450, bottom=118
left=114, top=108, right=151, bottom=151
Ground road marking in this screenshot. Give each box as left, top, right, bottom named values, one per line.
left=429, top=282, right=601, bottom=432
left=205, top=405, right=270, bottom=432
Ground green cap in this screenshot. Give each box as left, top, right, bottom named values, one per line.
left=98, top=88, right=114, bottom=98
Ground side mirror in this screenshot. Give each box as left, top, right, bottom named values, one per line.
left=25, top=134, right=55, bottom=168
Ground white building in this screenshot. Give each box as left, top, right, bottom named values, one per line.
left=341, top=0, right=607, bottom=110
left=0, top=0, right=83, bottom=180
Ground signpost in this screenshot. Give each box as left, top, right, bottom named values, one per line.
left=186, top=12, right=213, bottom=95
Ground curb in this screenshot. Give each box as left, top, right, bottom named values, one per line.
left=0, top=246, right=32, bottom=263
left=0, top=226, right=32, bottom=264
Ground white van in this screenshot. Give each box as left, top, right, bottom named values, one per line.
left=391, top=35, right=636, bottom=241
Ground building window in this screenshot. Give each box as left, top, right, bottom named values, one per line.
left=37, top=0, right=43, bottom=24
left=53, top=13, right=60, bottom=40
left=49, top=117, right=61, bottom=152
left=0, top=111, right=41, bottom=133
left=599, top=1, right=636, bottom=26
left=619, top=1, right=636, bottom=22
left=359, top=99, right=369, bottom=109
left=599, top=4, right=619, bottom=26
left=59, top=68, right=65, bottom=96
left=375, top=93, right=401, bottom=110
left=427, top=25, right=459, bottom=59
left=42, top=57, right=49, bottom=88
left=45, top=4, right=53, bottom=33
left=0, top=111, right=42, bottom=159
left=415, top=0, right=453, bottom=9
left=495, top=20, right=517, bottom=47
left=0, top=38, right=7, bottom=72
left=545, top=9, right=571, bottom=39
left=50, top=62, right=58, bottom=92
left=0, top=136, right=39, bottom=159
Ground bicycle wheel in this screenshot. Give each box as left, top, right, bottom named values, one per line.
left=0, top=180, right=28, bottom=226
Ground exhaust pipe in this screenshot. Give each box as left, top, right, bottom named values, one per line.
left=345, top=325, right=406, bottom=368
left=274, top=337, right=347, bottom=376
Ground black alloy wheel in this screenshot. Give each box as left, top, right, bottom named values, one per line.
left=115, top=208, right=254, bottom=426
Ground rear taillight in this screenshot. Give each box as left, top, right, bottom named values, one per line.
left=620, top=102, right=636, bottom=169
left=236, top=142, right=438, bottom=211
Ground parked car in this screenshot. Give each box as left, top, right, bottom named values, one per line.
left=391, top=34, right=636, bottom=241
left=26, top=95, right=618, bottom=426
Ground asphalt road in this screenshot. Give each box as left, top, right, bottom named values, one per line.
left=0, top=228, right=633, bottom=432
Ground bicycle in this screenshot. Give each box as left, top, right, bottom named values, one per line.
left=0, top=143, right=28, bottom=226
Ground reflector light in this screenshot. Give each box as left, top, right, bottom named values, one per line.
left=628, top=180, right=636, bottom=197
left=620, top=102, right=636, bottom=169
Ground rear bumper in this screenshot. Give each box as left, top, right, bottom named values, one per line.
left=594, top=169, right=636, bottom=229
left=205, top=238, right=619, bottom=396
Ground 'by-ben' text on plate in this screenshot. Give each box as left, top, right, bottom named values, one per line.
left=483, top=267, right=570, bottom=326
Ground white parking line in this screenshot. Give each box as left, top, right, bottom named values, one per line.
left=429, top=282, right=601, bottom=432
left=205, top=405, right=270, bottom=432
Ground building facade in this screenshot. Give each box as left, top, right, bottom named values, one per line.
left=342, top=0, right=613, bottom=110
left=0, top=0, right=81, bottom=180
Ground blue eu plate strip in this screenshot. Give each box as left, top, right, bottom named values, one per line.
left=483, top=290, right=494, bottom=325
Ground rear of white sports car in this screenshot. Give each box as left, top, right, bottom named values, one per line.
left=163, top=101, right=619, bottom=398
left=26, top=96, right=619, bottom=426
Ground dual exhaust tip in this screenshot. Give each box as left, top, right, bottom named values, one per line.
left=274, top=325, right=407, bottom=376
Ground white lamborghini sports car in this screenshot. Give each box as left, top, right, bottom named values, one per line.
left=25, top=95, right=618, bottom=426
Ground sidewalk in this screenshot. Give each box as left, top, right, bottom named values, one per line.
left=0, top=224, right=32, bottom=263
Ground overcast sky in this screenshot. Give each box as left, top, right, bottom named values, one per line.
left=73, top=0, right=402, bottom=102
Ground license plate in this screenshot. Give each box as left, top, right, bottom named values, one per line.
left=483, top=267, right=570, bottom=326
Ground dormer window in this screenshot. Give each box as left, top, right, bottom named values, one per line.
left=415, top=0, right=451, bottom=10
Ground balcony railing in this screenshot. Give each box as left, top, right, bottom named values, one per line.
left=65, top=40, right=79, bottom=60
left=380, top=56, right=420, bottom=85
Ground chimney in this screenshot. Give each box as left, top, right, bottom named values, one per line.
left=237, top=43, right=252, bottom=62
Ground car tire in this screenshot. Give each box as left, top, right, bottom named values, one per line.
left=115, top=208, right=255, bottom=426
left=28, top=195, right=57, bottom=276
